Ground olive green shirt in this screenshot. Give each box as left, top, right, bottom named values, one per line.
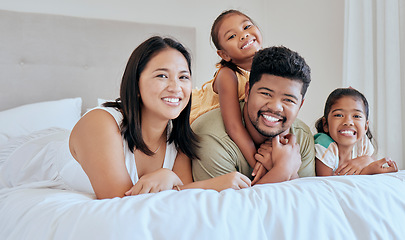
left=192, top=103, right=316, bottom=181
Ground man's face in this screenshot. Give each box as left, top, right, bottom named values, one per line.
left=245, top=74, right=303, bottom=139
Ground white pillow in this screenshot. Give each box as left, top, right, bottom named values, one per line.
left=0, top=98, right=82, bottom=145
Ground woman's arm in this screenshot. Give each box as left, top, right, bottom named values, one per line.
left=315, top=158, right=334, bottom=176
left=214, top=67, right=257, bottom=169
left=172, top=152, right=251, bottom=191
left=69, top=109, right=133, bottom=199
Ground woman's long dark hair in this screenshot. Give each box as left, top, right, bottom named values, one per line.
left=210, top=9, right=257, bottom=75
left=315, top=88, right=373, bottom=141
left=104, top=36, right=199, bottom=159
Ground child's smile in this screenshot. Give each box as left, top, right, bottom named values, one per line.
left=324, top=96, right=369, bottom=150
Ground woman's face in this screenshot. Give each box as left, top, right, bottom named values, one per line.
left=138, top=48, right=192, bottom=121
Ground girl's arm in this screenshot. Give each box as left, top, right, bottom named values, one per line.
left=315, top=158, right=334, bottom=176
left=214, top=67, right=257, bottom=169
left=335, top=155, right=374, bottom=175
left=360, top=158, right=398, bottom=175
left=172, top=152, right=251, bottom=191
left=69, top=109, right=134, bottom=199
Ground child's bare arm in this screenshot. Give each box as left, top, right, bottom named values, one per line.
left=214, top=68, right=257, bottom=169
left=315, top=158, right=334, bottom=176
left=360, top=158, right=398, bottom=175
left=335, top=155, right=374, bottom=175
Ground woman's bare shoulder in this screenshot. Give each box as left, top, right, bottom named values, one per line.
left=69, top=109, right=122, bottom=161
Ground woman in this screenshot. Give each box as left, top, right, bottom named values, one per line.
left=69, top=36, right=251, bottom=199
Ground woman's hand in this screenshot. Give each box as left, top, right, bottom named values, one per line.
left=335, top=155, right=373, bottom=175
left=125, top=168, right=183, bottom=196
left=206, top=172, right=251, bottom=192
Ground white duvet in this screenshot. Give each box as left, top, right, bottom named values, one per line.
left=1, top=171, right=404, bottom=240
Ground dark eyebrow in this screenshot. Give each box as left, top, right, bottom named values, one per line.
left=153, top=68, right=190, bottom=74
left=153, top=68, right=169, bottom=72
left=223, top=19, right=251, bottom=38
left=257, top=87, right=299, bottom=101
left=331, top=108, right=364, bottom=113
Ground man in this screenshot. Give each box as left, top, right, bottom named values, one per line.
left=192, top=46, right=315, bottom=184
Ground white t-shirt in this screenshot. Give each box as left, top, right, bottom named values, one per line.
left=314, top=133, right=374, bottom=171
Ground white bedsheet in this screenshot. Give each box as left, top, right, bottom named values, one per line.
left=1, top=171, right=404, bottom=240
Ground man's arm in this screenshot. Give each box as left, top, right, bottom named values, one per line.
left=192, top=134, right=245, bottom=181
left=256, top=134, right=301, bottom=184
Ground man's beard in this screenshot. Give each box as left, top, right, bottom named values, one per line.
left=249, top=109, right=287, bottom=138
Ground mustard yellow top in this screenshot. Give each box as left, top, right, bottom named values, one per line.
left=190, top=66, right=250, bottom=123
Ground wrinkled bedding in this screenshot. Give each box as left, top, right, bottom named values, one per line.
left=1, top=171, right=404, bottom=240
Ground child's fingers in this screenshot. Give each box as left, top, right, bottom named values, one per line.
left=254, top=152, right=263, bottom=161
left=386, top=159, right=398, bottom=172
left=251, top=161, right=262, bottom=176
left=251, top=174, right=260, bottom=185
left=336, top=165, right=349, bottom=175
left=252, top=165, right=266, bottom=185
left=258, top=141, right=272, bottom=150
left=335, top=163, right=348, bottom=174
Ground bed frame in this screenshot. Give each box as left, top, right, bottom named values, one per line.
left=0, top=9, right=196, bottom=112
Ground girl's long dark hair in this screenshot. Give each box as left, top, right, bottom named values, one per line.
left=315, top=88, right=373, bottom=141
left=210, top=9, right=257, bottom=75
left=104, top=36, right=199, bottom=159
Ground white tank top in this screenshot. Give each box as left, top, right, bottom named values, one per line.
left=93, top=107, right=177, bottom=182
left=59, top=107, right=177, bottom=194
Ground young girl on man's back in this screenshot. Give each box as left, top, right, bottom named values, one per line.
left=190, top=10, right=263, bottom=177
left=314, top=88, right=398, bottom=176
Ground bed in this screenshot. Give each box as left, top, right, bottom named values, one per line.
left=1, top=9, right=405, bottom=240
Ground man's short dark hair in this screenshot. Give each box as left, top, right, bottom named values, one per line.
left=249, top=46, right=311, bottom=98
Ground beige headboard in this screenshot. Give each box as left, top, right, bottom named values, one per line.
left=0, top=9, right=196, bottom=112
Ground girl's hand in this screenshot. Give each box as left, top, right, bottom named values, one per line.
left=251, top=163, right=267, bottom=185
left=335, top=155, right=373, bottom=175
left=360, top=158, right=398, bottom=175
left=207, top=172, right=251, bottom=192
left=255, top=140, right=273, bottom=170
left=125, top=168, right=183, bottom=196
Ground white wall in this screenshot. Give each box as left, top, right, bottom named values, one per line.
left=0, top=0, right=344, bottom=131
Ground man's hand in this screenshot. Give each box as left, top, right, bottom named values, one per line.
left=255, top=134, right=301, bottom=184
left=271, top=134, right=301, bottom=176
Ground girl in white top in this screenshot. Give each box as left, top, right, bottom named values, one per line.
left=314, top=88, right=398, bottom=176
left=67, top=36, right=251, bottom=199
